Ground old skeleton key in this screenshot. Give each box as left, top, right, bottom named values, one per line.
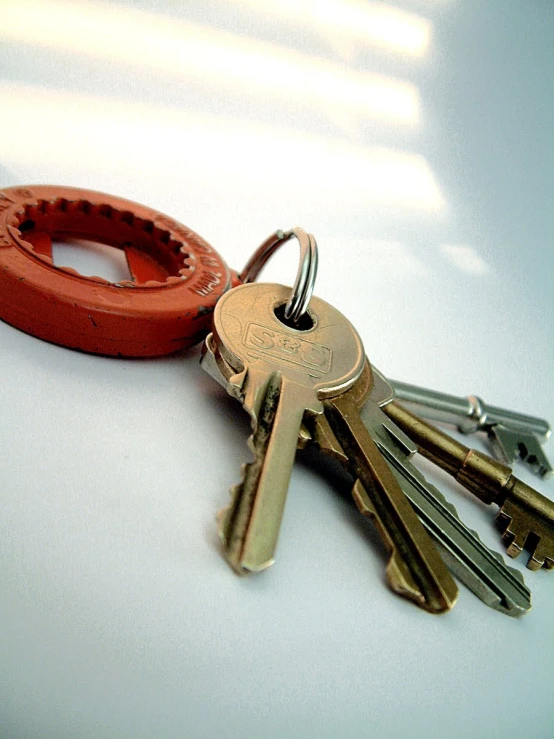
left=300, top=367, right=531, bottom=616
left=391, top=380, right=552, bottom=479
left=385, top=402, right=554, bottom=570
left=203, top=284, right=458, bottom=613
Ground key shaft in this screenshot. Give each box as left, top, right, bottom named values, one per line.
left=391, top=380, right=551, bottom=440
left=219, top=370, right=310, bottom=573
left=392, top=380, right=552, bottom=479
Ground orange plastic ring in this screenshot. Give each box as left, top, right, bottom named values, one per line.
left=0, top=185, right=239, bottom=356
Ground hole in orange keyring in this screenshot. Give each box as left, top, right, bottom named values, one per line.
left=52, top=239, right=133, bottom=282
left=15, top=198, right=192, bottom=284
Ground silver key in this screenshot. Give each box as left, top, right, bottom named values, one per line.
left=391, top=379, right=552, bottom=479
left=365, top=370, right=531, bottom=617
left=208, top=281, right=365, bottom=574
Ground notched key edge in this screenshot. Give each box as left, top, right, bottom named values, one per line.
left=218, top=370, right=283, bottom=575
left=323, top=396, right=459, bottom=614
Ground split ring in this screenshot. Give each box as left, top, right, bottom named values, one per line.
left=239, top=227, right=318, bottom=325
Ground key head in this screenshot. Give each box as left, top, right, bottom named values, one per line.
left=212, top=282, right=365, bottom=398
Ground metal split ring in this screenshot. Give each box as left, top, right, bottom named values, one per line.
left=239, top=227, right=318, bottom=325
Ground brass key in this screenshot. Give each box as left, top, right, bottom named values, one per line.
left=313, top=363, right=458, bottom=613
left=385, top=402, right=554, bottom=571
left=209, top=281, right=365, bottom=574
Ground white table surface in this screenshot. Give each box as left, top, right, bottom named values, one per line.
left=1, top=1, right=553, bottom=737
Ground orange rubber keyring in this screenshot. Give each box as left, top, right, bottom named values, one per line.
left=0, top=185, right=239, bottom=357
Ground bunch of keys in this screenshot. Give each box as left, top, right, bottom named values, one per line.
left=201, top=230, right=553, bottom=616
left=1, top=185, right=552, bottom=617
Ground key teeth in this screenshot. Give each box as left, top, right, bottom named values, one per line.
left=438, top=504, right=530, bottom=592
left=351, top=479, right=376, bottom=517
left=386, top=555, right=424, bottom=607
left=216, top=442, right=259, bottom=571
left=446, top=514, right=529, bottom=591
left=491, top=426, right=553, bottom=479
left=352, top=481, right=420, bottom=598
left=352, top=481, right=456, bottom=613
left=474, top=528, right=527, bottom=586
left=525, top=543, right=554, bottom=571
left=497, top=512, right=524, bottom=557
left=496, top=509, right=554, bottom=570
left=526, top=553, right=543, bottom=572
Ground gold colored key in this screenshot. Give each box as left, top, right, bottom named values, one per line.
left=385, top=402, right=554, bottom=571
left=314, top=363, right=458, bottom=613
left=209, top=281, right=365, bottom=574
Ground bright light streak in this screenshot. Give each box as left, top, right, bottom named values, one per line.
left=234, top=0, right=432, bottom=57
left=0, top=85, right=442, bottom=211
left=1, top=0, right=419, bottom=126
left=329, top=240, right=430, bottom=277
left=440, top=246, right=492, bottom=275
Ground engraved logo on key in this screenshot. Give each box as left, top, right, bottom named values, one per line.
left=245, top=322, right=332, bottom=373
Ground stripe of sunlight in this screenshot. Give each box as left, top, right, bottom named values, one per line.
left=440, top=245, right=493, bottom=276
left=229, top=0, right=432, bottom=58
left=324, top=239, right=431, bottom=279
left=1, top=0, right=420, bottom=127
left=0, top=84, right=443, bottom=212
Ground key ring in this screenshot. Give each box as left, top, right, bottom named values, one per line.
left=0, top=185, right=317, bottom=355
left=0, top=185, right=237, bottom=356
left=239, top=227, right=318, bottom=326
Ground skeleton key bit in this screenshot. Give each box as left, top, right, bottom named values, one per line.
left=391, top=380, right=552, bottom=479
left=210, top=281, right=365, bottom=574
left=385, top=402, right=554, bottom=570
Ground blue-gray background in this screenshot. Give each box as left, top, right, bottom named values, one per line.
left=1, top=1, right=553, bottom=737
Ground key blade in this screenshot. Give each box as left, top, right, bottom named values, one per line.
left=376, top=433, right=531, bottom=617
left=351, top=479, right=426, bottom=602
left=218, top=370, right=282, bottom=574
left=325, top=393, right=458, bottom=614
left=219, top=370, right=319, bottom=574
left=490, top=425, right=553, bottom=480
